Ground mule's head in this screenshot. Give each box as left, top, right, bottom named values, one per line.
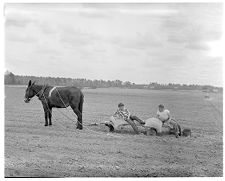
left=24, top=80, right=36, bottom=103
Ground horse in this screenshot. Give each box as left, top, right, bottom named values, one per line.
left=24, top=80, right=84, bottom=130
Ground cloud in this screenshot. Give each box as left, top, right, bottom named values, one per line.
left=111, top=34, right=163, bottom=51
left=164, top=4, right=223, bottom=44
left=6, top=30, right=37, bottom=43
left=5, top=6, right=39, bottom=27
left=4, top=3, right=223, bottom=86
left=117, top=8, right=177, bottom=16
left=82, top=3, right=178, bottom=15
left=38, top=21, right=58, bottom=34
left=35, top=46, right=62, bottom=56
left=5, top=18, right=34, bottom=27
left=59, top=27, right=101, bottom=48
left=185, top=42, right=209, bottom=51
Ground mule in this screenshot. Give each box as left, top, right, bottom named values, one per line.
left=24, top=80, right=84, bottom=129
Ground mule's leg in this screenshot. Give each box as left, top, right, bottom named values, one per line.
left=78, top=95, right=83, bottom=129
left=44, top=109, right=49, bottom=126
left=76, top=108, right=82, bottom=130
left=70, top=106, right=83, bottom=130
left=41, top=102, right=49, bottom=126
left=49, top=108, right=52, bottom=126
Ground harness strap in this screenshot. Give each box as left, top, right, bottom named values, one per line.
left=33, top=85, right=46, bottom=100
left=49, top=87, right=56, bottom=98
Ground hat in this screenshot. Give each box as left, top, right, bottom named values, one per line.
left=118, top=103, right=124, bottom=107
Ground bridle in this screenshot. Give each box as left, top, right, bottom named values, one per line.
left=28, top=85, right=47, bottom=101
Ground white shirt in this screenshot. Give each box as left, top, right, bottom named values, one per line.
left=157, top=109, right=170, bottom=121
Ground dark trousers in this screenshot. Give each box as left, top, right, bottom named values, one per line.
left=130, top=115, right=145, bottom=124
left=126, top=115, right=145, bottom=134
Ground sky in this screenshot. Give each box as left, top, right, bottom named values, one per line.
left=5, top=3, right=223, bottom=86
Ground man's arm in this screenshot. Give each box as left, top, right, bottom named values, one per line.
left=114, top=109, right=127, bottom=120
left=113, top=110, right=118, bottom=116
left=156, top=111, right=161, bottom=120
left=121, top=109, right=127, bottom=120
left=157, top=111, right=165, bottom=124
left=126, top=109, right=131, bottom=119
left=113, top=110, right=121, bottom=118
left=119, top=109, right=130, bottom=121
left=166, top=110, right=171, bottom=121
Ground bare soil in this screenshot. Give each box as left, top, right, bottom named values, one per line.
left=5, top=86, right=223, bottom=177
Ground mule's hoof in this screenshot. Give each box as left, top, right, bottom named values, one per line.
left=49, top=123, right=52, bottom=126
left=44, top=124, right=48, bottom=126
left=76, top=126, right=83, bottom=130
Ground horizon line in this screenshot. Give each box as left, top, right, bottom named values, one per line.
left=6, top=71, right=223, bottom=88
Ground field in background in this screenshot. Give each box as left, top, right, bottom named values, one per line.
left=5, top=86, right=223, bottom=177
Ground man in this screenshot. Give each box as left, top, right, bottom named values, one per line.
left=156, top=104, right=171, bottom=125
left=156, top=104, right=180, bottom=138
left=113, top=103, right=145, bottom=134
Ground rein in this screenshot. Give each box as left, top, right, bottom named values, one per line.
left=32, top=85, right=47, bottom=100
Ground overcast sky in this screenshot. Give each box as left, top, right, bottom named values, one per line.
left=5, top=3, right=223, bottom=86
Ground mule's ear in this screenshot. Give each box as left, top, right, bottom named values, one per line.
left=32, top=81, right=36, bottom=86
left=28, top=80, right=32, bottom=87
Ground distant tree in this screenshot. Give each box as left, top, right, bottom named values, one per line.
left=123, top=81, right=132, bottom=87
left=114, top=80, right=122, bottom=87
left=4, top=71, right=222, bottom=92
left=5, top=71, right=16, bottom=84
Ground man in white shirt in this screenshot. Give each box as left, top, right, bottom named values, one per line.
left=156, top=104, right=180, bottom=138
left=157, top=104, right=171, bottom=124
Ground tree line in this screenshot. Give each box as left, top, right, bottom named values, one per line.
left=4, top=71, right=222, bottom=93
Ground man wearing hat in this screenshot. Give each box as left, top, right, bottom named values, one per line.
left=113, top=102, right=145, bottom=134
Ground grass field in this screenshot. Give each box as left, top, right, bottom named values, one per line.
left=5, top=85, right=223, bottom=177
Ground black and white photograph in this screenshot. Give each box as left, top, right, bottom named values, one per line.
left=4, top=2, right=223, bottom=178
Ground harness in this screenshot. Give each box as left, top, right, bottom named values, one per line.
left=32, top=85, right=47, bottom=100
left=48, top=87, right=56, bottom=98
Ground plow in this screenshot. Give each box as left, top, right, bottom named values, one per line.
left=88, top=116, right=191, bottom=137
